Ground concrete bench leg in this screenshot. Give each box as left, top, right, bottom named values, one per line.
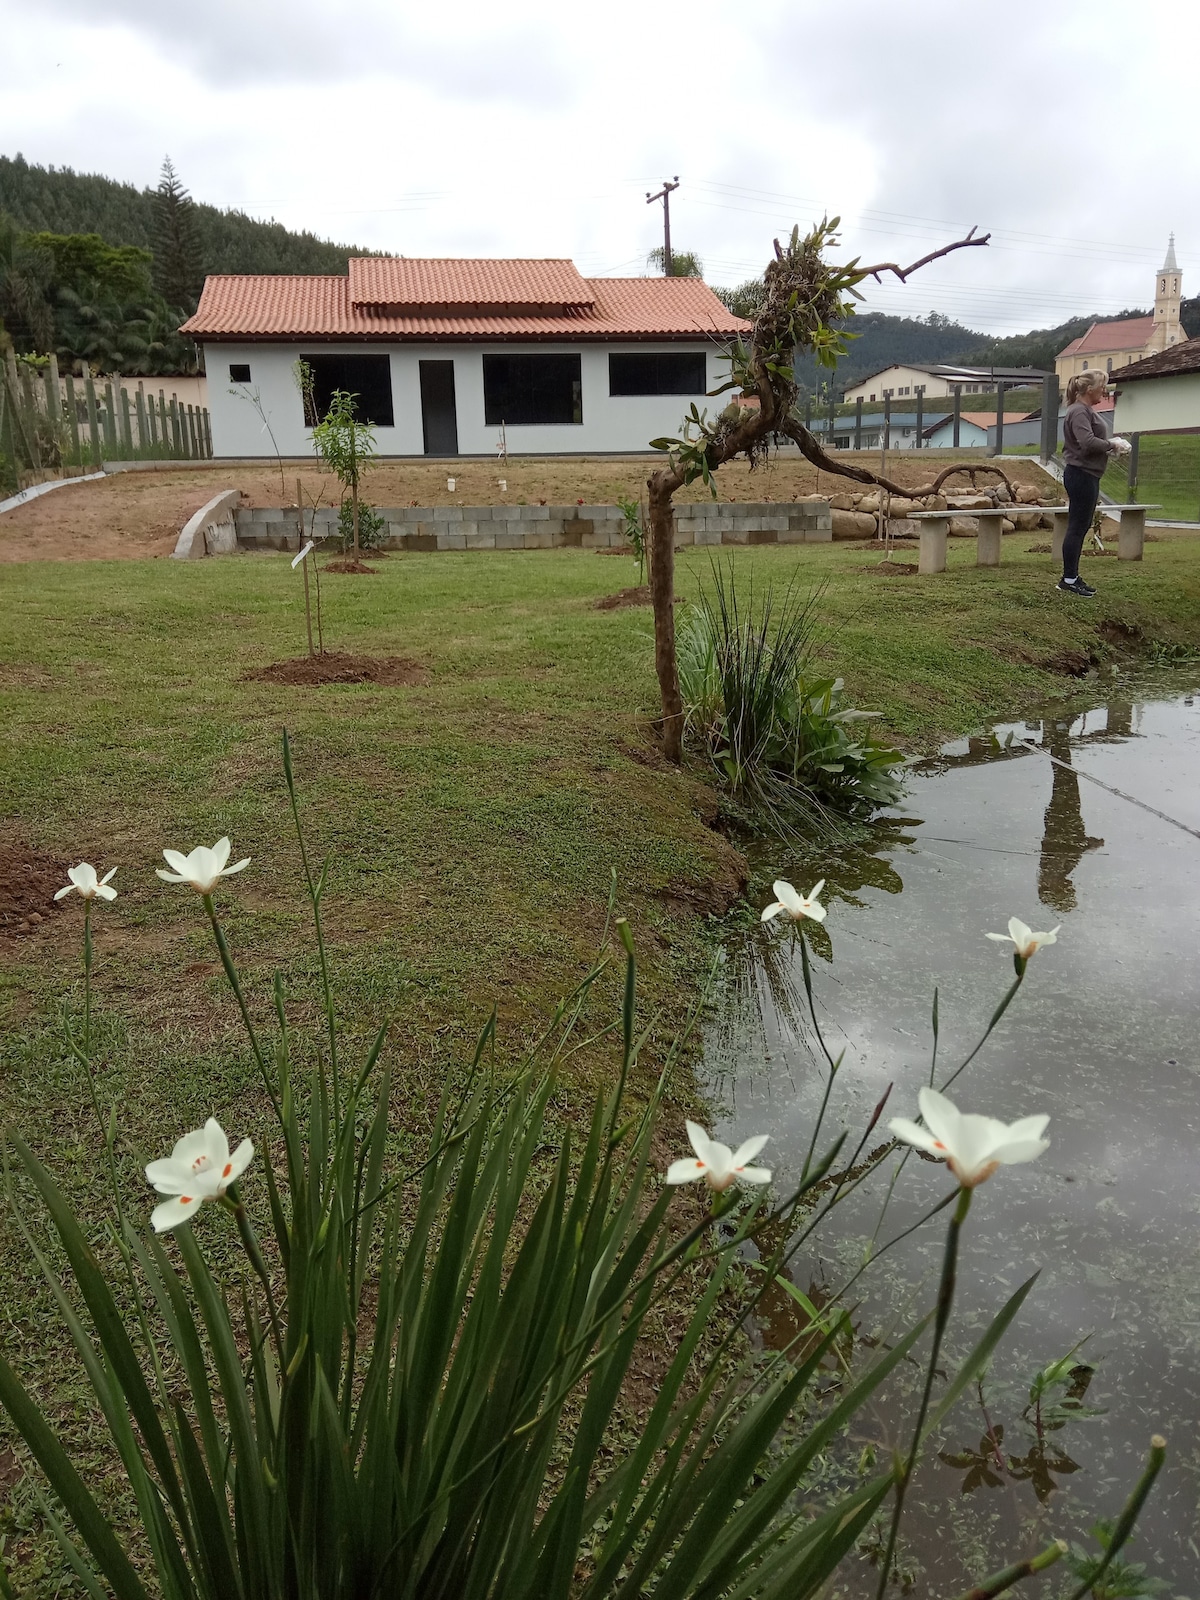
left=918, top=516, right=949, bottom=574
left=1117, top=508, right=1146, bottom=560
left=1050, top=510, right=1069, bottom=564
left=976, top=518, right=1002, bottom=567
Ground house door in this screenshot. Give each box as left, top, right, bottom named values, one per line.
left=419, top=361, right=459, bottom=455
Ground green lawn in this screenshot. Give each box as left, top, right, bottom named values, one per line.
left=3, top=537, right=1200, bottom=1587
left=1102, top=432, right=1200, bottom=521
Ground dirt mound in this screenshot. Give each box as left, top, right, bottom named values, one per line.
left=322, top=559, right=378, bottom=574
left=0, top=841, right=71, bottom=936
left=245, top=652, right=428, bottom=686
left=858, top=561, right=919, bottom=577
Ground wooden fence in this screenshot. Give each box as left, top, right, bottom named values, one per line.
left=1, top=350, right=211, bottom=493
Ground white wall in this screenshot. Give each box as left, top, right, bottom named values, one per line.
left=204, top=340, right=730, bottom=458
left=925, top=419, right=989, bottom=448
left=1114, top=373, right=1200, bottom=435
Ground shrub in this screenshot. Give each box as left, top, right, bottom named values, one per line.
left=336, top=498, right=386, bottom=552
left=677, top=564, right=905, bottom=837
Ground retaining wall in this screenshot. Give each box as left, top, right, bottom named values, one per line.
left=234, top=499, right=832, bottom=553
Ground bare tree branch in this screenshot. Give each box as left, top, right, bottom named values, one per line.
left=855, top=227, right=990, bottom=283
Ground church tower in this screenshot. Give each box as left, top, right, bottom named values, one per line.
left=1148, top=235, right=1185, bottom=353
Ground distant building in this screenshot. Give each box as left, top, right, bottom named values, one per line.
left=840, top=363, right=1047, bottom=404
left=1056, top=238, right=1187, bottom=385
left=922, top=411, right=1031, bottom=448
left=1112, top=339, right=1200, bottom=435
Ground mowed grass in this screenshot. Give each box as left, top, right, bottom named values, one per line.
left=2, top=535, right=1200, bottom=1588
left=1101, top=431, right=1200, bottom=521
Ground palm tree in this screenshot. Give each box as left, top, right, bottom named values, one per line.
left=646, top=245, right=704, bottom=278
left=55, top=283, right=150, bottom=373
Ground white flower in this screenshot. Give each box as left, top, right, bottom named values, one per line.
left=145, top=1117, right=255, bottom=1232
left=156, top=837, right=250, bottom=895
left=54, top=863, right=117, bottom=902
left=889, top=1087, right=1049, bottom=1189
left=985, top=917, right=1059, bottom=960
left=761, top=879, right=827, bottom=925
left=665, top=1120, right=772, bottom=1191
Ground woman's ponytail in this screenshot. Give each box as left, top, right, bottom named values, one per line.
left=1066, top=370, right=1106, bottom=405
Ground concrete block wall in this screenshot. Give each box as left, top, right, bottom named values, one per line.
left=233, top=499, right=832, bottom=553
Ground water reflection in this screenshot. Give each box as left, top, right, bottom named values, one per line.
left=702, top=678, right=1200, bottom=1591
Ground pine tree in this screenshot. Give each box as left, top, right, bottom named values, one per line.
left=152, top=157, right=203, bottom=313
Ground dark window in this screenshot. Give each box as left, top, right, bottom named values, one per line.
left=300, top=354, right=394, bottom=427
left=229, top=363, right=252, bottom=383
left=608, top=351, right=706, bottom=396
left=483, top=354, right=582, bottom=425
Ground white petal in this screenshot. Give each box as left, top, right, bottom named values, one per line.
left=151, top=1194, right=205, bottom=1233
left=54, top=884, right=75, bottom=900
left=1000, top=1113, right=1050, bottom=1144
left=204, top=1118, right=231, bottom=1172
left=685, top=1120, right=713, bottom=1162
left=773, top=881, right=804, bottom=915
left=916, top=1087, right=960, bottom=1150
left=170, top=1127, right=213, bottom=1166
left=737, top=1165, right=772, bottom=1184
left=70, top=864, right=98, bottom=892
left=96, top=884, right=118, bottom=901
left=1007, top=917, right=1033, bottom=947
left=807, top=880, right=826, bottom=900
left=222, top=1137, right=254, bottom=1186
left=993, top=1135, right=1051, bottom=1166
left=100, top=867, right=118, bottom=885
left=211, top=838, right=232, bottom=871
left=984, top=931, right=1014, bottom=944
left=803, top=900, right=827, bottom=923
left=760, top=902, right=785, bottom=922
left=732, top=1133, right=770, bottom=1166
left=156, top=869, right=185, bottom=883
left=888, top=1116, right=943, bottom=1159
left=665, top=1158, right=705, bottom=1184
left=221, top=857, right=251, bottom=877
left=161, top=849, right=192, bottom=874
left=145, top=1157, right=192, bottom=1193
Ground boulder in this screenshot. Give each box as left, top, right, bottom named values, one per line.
left=994, top=486, right=1012, bottom=504
left=949, top=516, right=979, bottom=537
left=832, top=509, right=879, bottom=540
left=1015, top=484, right=1042, bottom=504
left=829, top=493, right=855, bottom=511
left=1002, top=518, right=1016, bottom=533
left=886, top=518, right=918, bottom=539
left=1013, top=510, right=1042, bottom=531
left=858, top=496, right=880, bottom=514
left=888, top=496, right=918, bottom=517
left=946, top=494, right=994, bottom=511
left=922, top=493, right=948, bottom=510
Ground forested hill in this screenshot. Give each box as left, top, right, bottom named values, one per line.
left=0, top=153, right=368, bottom=276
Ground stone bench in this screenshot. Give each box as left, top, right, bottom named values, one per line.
left=908, top=508, right=1012, bottom=574
left=1048, top=504, right=1161, bottom=562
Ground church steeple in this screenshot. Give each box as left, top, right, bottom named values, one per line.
left=1150, top=234, right=1184, bottom=351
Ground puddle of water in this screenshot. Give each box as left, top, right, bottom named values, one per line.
left=702, top=679, right=1200, bottom=1593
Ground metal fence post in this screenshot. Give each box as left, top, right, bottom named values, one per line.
left=883, top=391, right=892, bottom=452
left=854, top=396, right=863, bottom=450
left=915, top=384, right=924, bottom=449
left=994, top=383, right=1006, bottom=456
left=1127, top=432, right=1140, bottom=498
left=952, top=385, right=962, bottom=449
left=1040, top=373, right=1059, bottom=462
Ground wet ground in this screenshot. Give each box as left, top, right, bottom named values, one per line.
left=703, top=674, right=1200, bottom=1594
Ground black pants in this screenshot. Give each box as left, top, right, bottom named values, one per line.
left=1062, top=465, right=1101, bottom=580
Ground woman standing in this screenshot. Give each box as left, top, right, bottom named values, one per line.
left=1059, top=371, right=1130, bottom=597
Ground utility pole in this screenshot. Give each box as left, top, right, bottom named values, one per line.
left=646, top=177, right=680, bottom=276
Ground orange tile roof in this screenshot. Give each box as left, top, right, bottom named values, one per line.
left=348, top=256, right=592, bottom=308
left=1057, top=316, right=1155, bottom=358
left=181, top=260, right=750, bottom=342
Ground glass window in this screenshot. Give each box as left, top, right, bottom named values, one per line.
left=609, top=351, right=706, bottom=395
left=300, top=354, right=394, bottom=427
left=483, top=354, right=582, bottom=425
left=229, top=363, right=251, bottom=384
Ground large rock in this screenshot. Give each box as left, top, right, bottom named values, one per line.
left=1012, top=509, right=1042, bottom=531
left=949, top=516, right=979, bottom=536
left=1015, top=484, right=1042, bottom=504
left=857, top=496, right=880, bottom=514
left=888, top=496, right=918, bottom=517
left=922, top=493, right=948, bottom=510
left=947, top=494, right=994, bottom=511
left=829, top=493, right=855, bottom=511
left=994, top=486, right=1012, bottom=504
left=832, top=509, right=879, bottom=540
left=1002, top=517, right=1016, bottom=533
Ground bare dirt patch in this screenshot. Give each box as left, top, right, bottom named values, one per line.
left=0, top=841, right=71, bottom=936
left=0, top=453, right=1062, bottom=562
left=857, top=560, right=919, bottom=576
left=244, top=652, right=428, bottom=687
left=322, top=558, right=377, bottom=574
left=595, top=585, right=652, bottom=610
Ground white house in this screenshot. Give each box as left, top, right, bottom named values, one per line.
left=841, top=363, right=1048, bottom=404
left=181, top=257, right=750, bottom=458
left=1112, top=340, right=1200, bottom=434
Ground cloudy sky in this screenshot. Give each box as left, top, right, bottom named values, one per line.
left=4, top=0, right=1196, bottom=335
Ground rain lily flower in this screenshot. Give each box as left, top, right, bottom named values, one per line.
left=156, top=837, right=250, bottom=895
left=986, top=917, right=1059, bottom=961
left=761, top=879, right=827, bottom=925
left=145, top=1117, right=255, bottom=1232
left=889, top=1087, right=1050, bottom=1189
left=665, top=1120, right=771, bottom=1191
left=54, top=863, right=117, bottom=902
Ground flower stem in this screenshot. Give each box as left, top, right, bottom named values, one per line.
left=875, top=1183, right=972, bottom=1600
left=1060, top=1435, right=1166, bottom=1600
left=202, top=895, right=279, bottom=1116
left=949, top=1538, right=1066, bottom=1600
left=83, top=900, right=92, bottom=1058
